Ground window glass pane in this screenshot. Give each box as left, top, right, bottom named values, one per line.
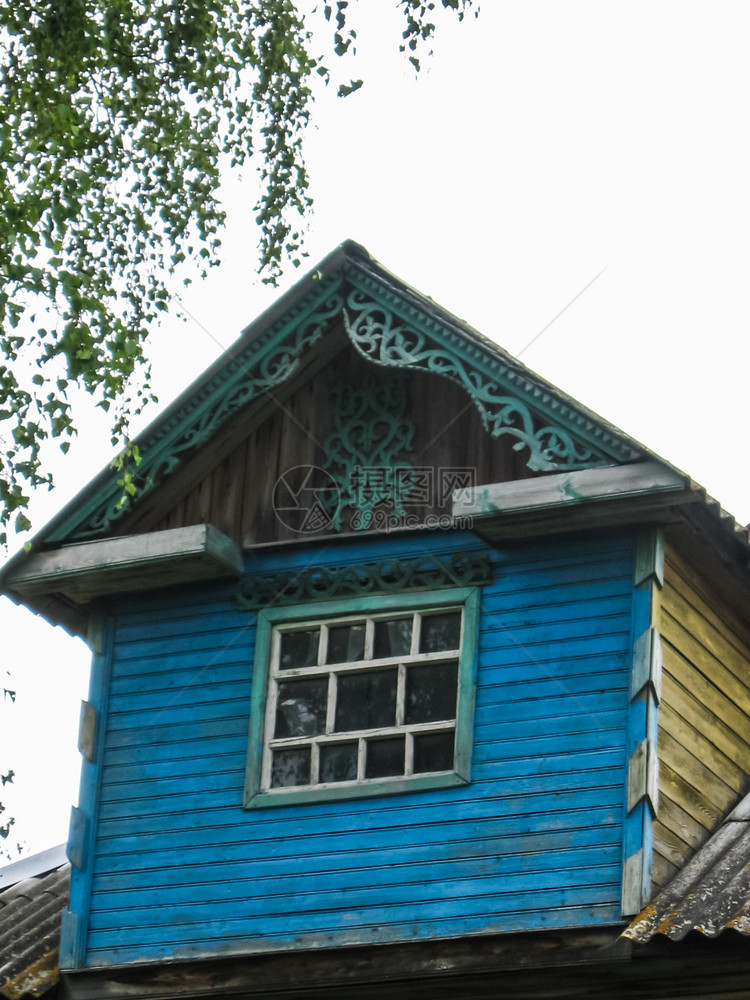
left=419, top=612, right=461, bottom=653
left=271, top=747, right=311, bottom=787
left=335, top=669, right=397, bottom=731
left=319, top=742, right=358, bottom=783
left=327, top=623, right=365, bottom=664
left=405, top=661, right=458, bottom=724
left=365, top=736, right=405, bottom=778
left=413, top=731, right=455, bottom=773
left=374, top=617, right=413, bottom=658
left=279, top=629, right=320, bottom=670
left=275, top=678, right=328, bottom=738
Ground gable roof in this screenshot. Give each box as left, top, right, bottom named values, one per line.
left=13, top=241, right=647, bottom=549
left=2, top=240, right=750, bottom=636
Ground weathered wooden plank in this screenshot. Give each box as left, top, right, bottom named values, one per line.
left=475, top=744, right=625, bottom=778
left=478, top=661, right=630, bottom=698
left=85, top=901, right=624, bottom=964
left=662, top=645, right=750, bottom=744
left=100, top=746, right=624, bottom=802
left=478, top=673, right=628, bottom=712
left=9, top=523, right=243, bottom=600
left=660, top=669, right=750, bottom=772
left=102, top=738, right=246, bottom=772
left=652, top=788, right=725, bottom=882
left=95, top=788, right=625, bottom=848
left=459, top=462, right=685, bottom=519
left=474, top=708, right=627, bottom=741
left=482, top=571, right=632, bottom=604
left=658, top=728, right=740, bottom=815
left=475, top=689, right=626, bottom=723
left=482, top=567, right=633, bottom=603
left=107, top=679, right=252, bottom=718
left=98, top=766, right=243, bottom=804
left=661, top=585, right=750, bottom=689
left=112, top=627, right=254, bottom=662
left=103, top=715, right=249, bottom=749
left=665, top=544, right=750, bottom=652
left=478, top=596, right=634, bottom=636
left=92, top=826, right=622, bottom=887
left=478, top=635, right=631, bottom=673
left=113, top=605, right=251, bottom=644
left=211, top=447, right=248, bottom=543
left=86, top=877, right=623, bottom=936
left=479, top=620, right=632, bottom=654
left=102, top=750, right=248, bottom=786
left=658, top=701, right=746, bottom=791
left=106, top=697, right=250, bottom=733
left=656, top=756, right=727, bottom=832
left=91, top=847, right=624, bottom=914
left=651, top=818, right=692, bottom=867
left=110, top=646, right=254, bottom=679
left=96, top=770, right=627, bottom=824
left=109, top=663, right=252, bottom=698
left=93, top=802, right=624, bottom=871
left=659, top=616, right=750, bottom=716
left=650, top=850, right=679, bottom=891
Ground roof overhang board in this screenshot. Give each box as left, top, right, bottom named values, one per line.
left=5, top=524, right=242, bottom=604
left=456, top=461, right=696, bottom=540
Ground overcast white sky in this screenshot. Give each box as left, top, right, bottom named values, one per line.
left=2, top=1, right=749, bottom=860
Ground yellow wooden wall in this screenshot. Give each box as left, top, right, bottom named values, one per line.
left=653, top=543, right=750, bottom=890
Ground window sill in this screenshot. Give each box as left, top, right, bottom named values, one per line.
left=244, top=769, right=468, bottom=809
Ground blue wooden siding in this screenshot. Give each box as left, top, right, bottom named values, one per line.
left=80, top=530, right=637, bottom=967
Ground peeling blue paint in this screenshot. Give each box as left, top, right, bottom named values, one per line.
left=72, top=529, right=641, bottom=967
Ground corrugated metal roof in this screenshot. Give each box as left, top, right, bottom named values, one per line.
left=0, top=848, right=69, bottom=999
left=623, top=793, right=750, bottom=943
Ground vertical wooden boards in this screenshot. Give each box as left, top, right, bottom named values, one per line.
left=81, top=530, right=639, bottom=968
left=60, top=613, right=112, bottom=970
left=653, top=543, right=750, bottom=892
left=621, top=528, right=662, bottom=915
left=141, top=348, right=537, bottom=547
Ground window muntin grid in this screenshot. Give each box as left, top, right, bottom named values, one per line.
left=261, top=608, right=463, bottom=791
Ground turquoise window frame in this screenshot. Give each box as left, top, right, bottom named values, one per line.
left=244, top=587, right=479, bottom=808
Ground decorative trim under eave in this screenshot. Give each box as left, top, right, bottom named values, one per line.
left=46, top=277, right=347, bottom=543
left=342, top=292, right=624, bottom=472
left=343, top=267, right=642, bottom=468
left=237, top=552, right=493, bottom=609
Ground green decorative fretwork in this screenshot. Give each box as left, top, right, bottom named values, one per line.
left=342, top=289, right=613, bottom=472
left=323, top=374, right=415, bottom=530
left=51, top=280, right=346, bottom=542
left=237, top=551, right=493, bottom=609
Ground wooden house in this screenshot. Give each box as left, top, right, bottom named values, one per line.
left=2, top=242, right=750, bottom=998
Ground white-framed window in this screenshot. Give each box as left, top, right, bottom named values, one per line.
left=244, top=588, right=479, bottom=807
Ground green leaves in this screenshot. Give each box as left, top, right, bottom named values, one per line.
left=0, top=0, right=476, bottom=546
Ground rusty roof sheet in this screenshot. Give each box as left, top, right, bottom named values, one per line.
left=623, top=793, right=750, bottom=943
left=0, top=847, right=69, bottom=999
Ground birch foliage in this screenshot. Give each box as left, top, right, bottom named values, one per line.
left=0, top=0, right=476, bottom=545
